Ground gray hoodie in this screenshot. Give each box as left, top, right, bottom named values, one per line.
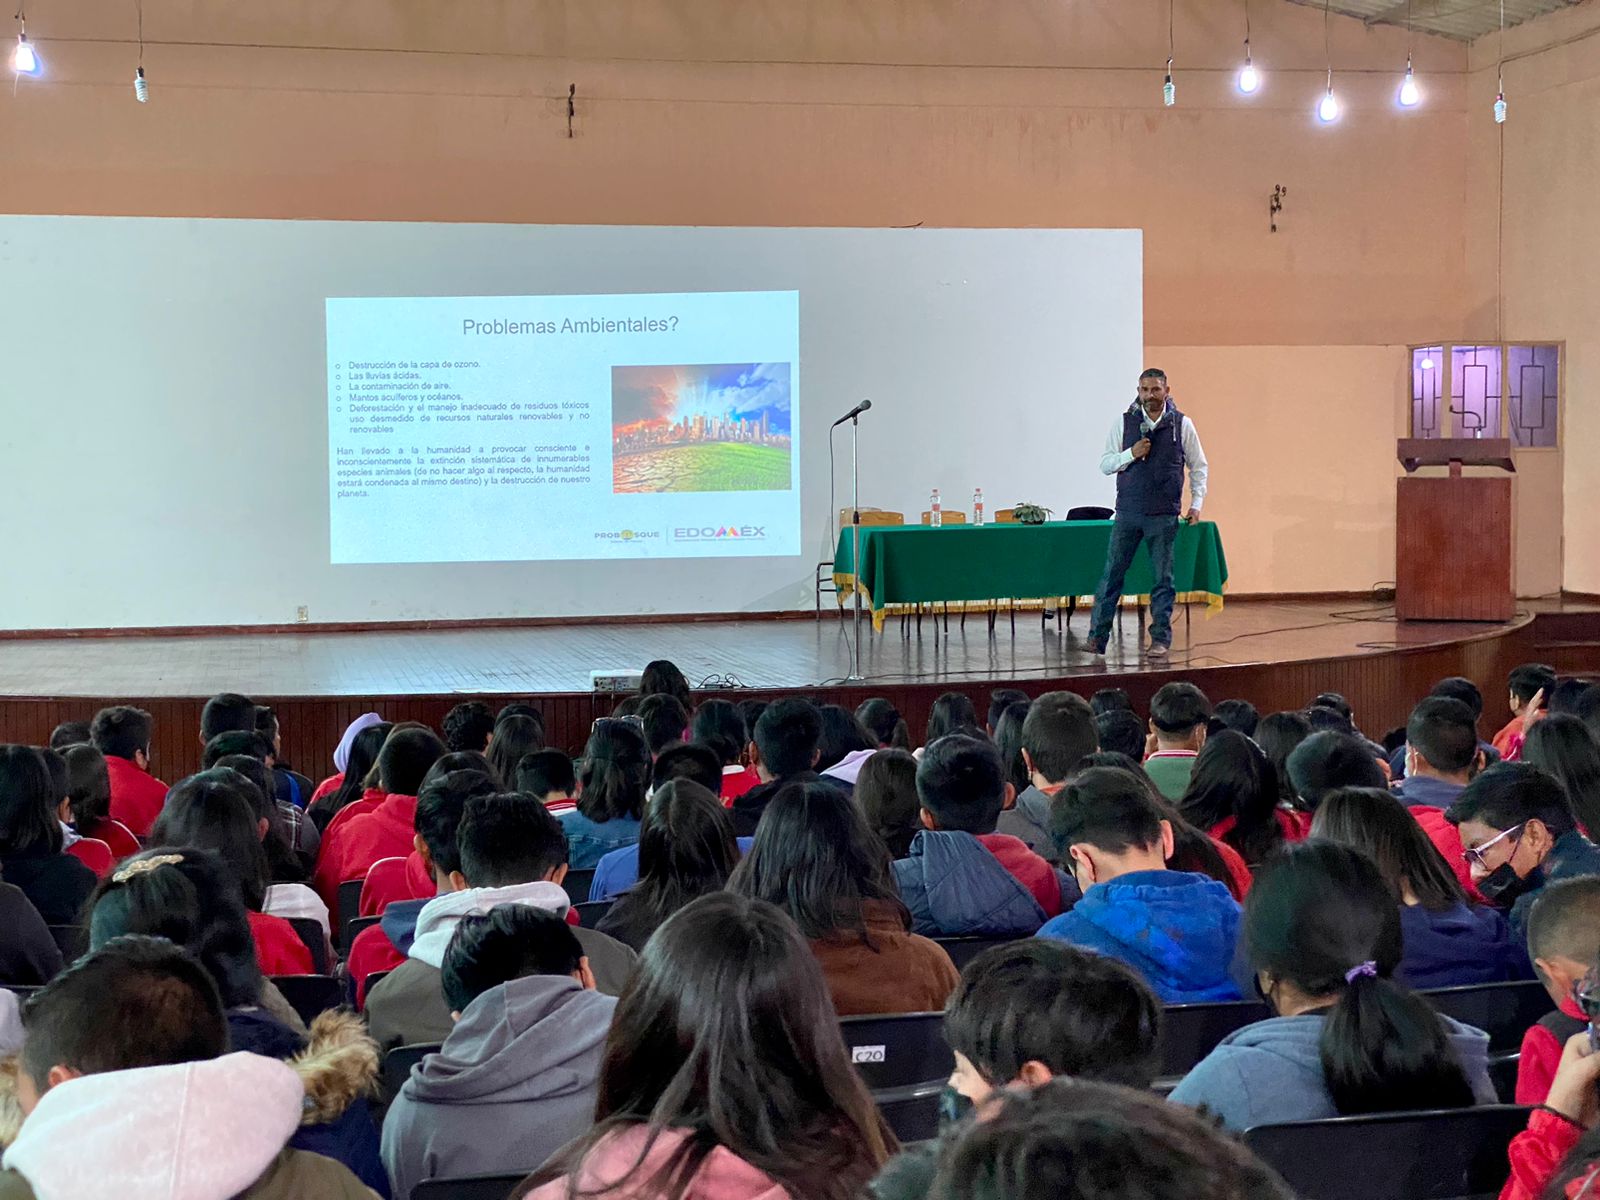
left=380, top=973, right=617, bottom=1200
left=1167, top=1011, right=1497, bottom=1132
left=994, top=785, right=1055, bottom=851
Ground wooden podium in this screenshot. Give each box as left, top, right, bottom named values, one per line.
left=1395, top=438, right=1515, bottom=622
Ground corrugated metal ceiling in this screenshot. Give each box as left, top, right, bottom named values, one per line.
left=1282, top=0, right=1589, bottom=41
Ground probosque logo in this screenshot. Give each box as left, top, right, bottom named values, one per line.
left=594, top=529, right=662, bottom=542
left=672, top=525, right=767, bottom=541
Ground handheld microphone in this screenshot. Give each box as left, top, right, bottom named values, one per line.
left=832, top=399, right=872, bottom=427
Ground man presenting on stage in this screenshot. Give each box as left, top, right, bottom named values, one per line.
left=1087, top=367, right=1209, bottom=658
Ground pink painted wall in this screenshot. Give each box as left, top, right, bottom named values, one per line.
left=0, top=0, right=1487, bottom=594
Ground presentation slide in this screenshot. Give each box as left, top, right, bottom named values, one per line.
left=327, top=290, right=801, bottom=564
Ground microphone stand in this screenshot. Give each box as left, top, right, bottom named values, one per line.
left=848, top=410, right=864, bottom=681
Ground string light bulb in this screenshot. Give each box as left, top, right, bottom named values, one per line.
left=1318, top=70, right=1340, bottom=123
left=1163, top=59, right=1176, bottom=106
left=134, top=65, right=147, bottom=102
left=1399, top=56, right=1421, bottom=107
left=13, top=26, right=39, bottom=75
left=1238, top=46, right=1260, bottom=94
left=1420, top=357, right=1435, bottom=371
left=1493, top=0, right=1507, bottom=123
left=1494, top=81, right=1507, bottom=124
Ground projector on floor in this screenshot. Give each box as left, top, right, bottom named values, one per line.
left=590, top=669, right=644, bottom=693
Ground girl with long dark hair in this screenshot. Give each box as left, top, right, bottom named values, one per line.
left=1178, top=730, right=1301, bottom=866
left=1169, top=841, right=1495, bottom=1131
left=308, top=720, right=392, bottom=833
left=517, top=892, right=894, bottom=1200
left=0, top=745, right=96, bottom=925
left=856, top=698, right=911, bottom=751
left=853, top=749, right=921, bottom=860
left=562, top=719, right=650, bottom=869
left=1524, top=714, right=1600, bottom=838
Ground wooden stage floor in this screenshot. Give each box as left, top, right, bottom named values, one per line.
left=0, top=600, right=1522, bottom=699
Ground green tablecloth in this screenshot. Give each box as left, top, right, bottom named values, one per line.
left=833, top=520, right=1229, bottom=631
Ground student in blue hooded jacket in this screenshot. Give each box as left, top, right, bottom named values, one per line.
left=1036, top=766, right=1242, bottom=1004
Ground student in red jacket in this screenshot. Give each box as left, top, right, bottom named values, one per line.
left=1501, top=1027, right=1600, bottom=1200
left=59, top=744, right=140, bottom=861
left=1517, top=879, right=1600, bottom=1104
left=691, top=700, right=762, bottom=803
left=88, top=706, right=169, bottom=839
left=312, top=725, right=445, bottom=907
left=38, top=748, right=116, bottom=879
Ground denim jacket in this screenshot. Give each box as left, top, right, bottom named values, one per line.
left=557, top=810, right=642, bottom=869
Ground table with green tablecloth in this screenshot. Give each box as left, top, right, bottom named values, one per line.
left=832, top=520, right=1229, bottom=632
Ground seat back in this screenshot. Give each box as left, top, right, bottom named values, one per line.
left=1157, top=1000, right=1272, bottom=1080
left=346, top=914, right=383, bottom=944
left=992, top=508, right=1018, bottom=523
left=411, top=1173, right=527, bottom=1200
left=838, top=508, right=906, bottom=529
left=381, top=1040, right=442, bottom=1100
left=574, top=899, right=614, bottom=926
left=336, top=879, right=365, bottom=950
left=931, top=934, right=1024, bottom=971
left=286, top=917, right=330, bottom=975
left=562, top=869, right=596, bottom=908
left=46, top=925, right=87, bottom=964
left=1421, top=981, right=1554, bottom=1053
left=268, top=974, right=342, bottom=1025
left=1243, top=1105, right=1533, bottom=1200
left=838, top=1011, right=953, bottom=1091
left=920, top=511, right=968, bottom=525
left=1065, top=505, right=1114, bottom=521
left=874, top=1083, right=945, bottom=1143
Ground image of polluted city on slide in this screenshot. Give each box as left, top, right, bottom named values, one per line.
left=326, top=289, right=801, bottom=564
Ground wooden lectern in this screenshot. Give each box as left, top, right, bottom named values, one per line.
left=1395, top=438, right=1516, bottom=622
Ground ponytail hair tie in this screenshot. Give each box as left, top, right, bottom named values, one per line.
left=1344, top=961, right=1378, bottom=984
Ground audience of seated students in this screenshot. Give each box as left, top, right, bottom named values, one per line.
left=638, top=658, right=694, bottom=711
left=307, top=718, right=391, bottom=832
left=1449, top=762, right=1600, bottom=938
left=562, top=719, right=650, bottom=868
left=990, top=699, right=1032, bottom=796
left=346, top=768, right=498, bottom=1003
left=366, top=793, right=637, bottom=1050
left=0, top=746, right=97, bottom=927
left=1311, top=786, right=1526, bottom=987
left=0, top=936, right=374, bottom=1200
left=87, top=705, right=168, bottom=839
left=1169, top=841, right=1495, bottom=1130
left=516, top=892, right=894, bottom=1200
left=1082, top=751, right=1253, bottom=901
left=925, top=692, right=981, bottom=749
left=1255, top=706, right=1308, bottom=783
left=85, top=848, right=388, bottom=1193
left=913, top=1078, right=1293, bottom=1200
left=148, top=770, right=317, bottom=975
left=997, top=691, right=1097, bottom=849
left=1095, top=708, right=1147, bottom=762
left=252, top=706, right=315, bottom=813
left=856, top=697, right=912, bottom=750
left=1179, top=729, right=1303, bottom=867
left=689, top=698, right=759, bottom=802
left=313, top=724, right=446, bottom=905
left=382, top=906, right=616, bottom=1199
left=587, top=744, right=730, bottom=901
left=1523, top=714, right=1600, bottom=836
left=484, top=713, right=546, bottom=789
left=1210, top=697, right=1260, bottom=738
left=441, top=700, right=495, bottom=754
left=515, top=748, right=578, bottom=814
left=855, top=748, right=921, bottom=859
left=1496, top=663, right=1558, bottom=758
left=729, top=781, right=959, bottom=1015
left=596, top=780, right=741, bottom=952
left=1037, top=766, right=1242, bottom=1003
left=817, top=705, right=876, bottom=786
left=1144, top=682, right=1212, bottom=800
left=58, top=743, right=139, bottom=861
left=38, top=748, right=113, bottom=879
left=1516, top=878, right=1600, bottom=1105
left=893, top=735, right=1064, bottom=936
left=731, top=698, right=836, bottom=837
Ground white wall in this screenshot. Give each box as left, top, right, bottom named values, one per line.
left=0, top=217, right=1139, bottom=629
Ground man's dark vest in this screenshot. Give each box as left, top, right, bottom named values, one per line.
left=1115, top=402, right=1187, bottom=517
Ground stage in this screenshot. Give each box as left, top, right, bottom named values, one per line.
left=3, top=596, right=1591, bottom=787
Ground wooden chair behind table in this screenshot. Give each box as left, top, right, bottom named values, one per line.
left=818, top=509, right=905, bottom=620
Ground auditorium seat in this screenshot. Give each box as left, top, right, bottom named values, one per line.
left=573, top=899, right=613, bottom=926
left=561, top=868, right=596, bottom=909
left=382, top=1040, right=442, bottom=1100
left=45, top=924, right=86, bottom=964
left=336, top=879, right=365, bottom=951
left=838, top=1011, right=952, bottom=1091
left=1420, top=980, right=1554, bottom=1052
left=1242, top=1104, right=1532, bottom=1200
left=836, top=507, right=905, bottom=529
left=269, top=974, right=342, bottom=1025
left=286, top=916, right=330, bottom=975
left=1065, top=505, right=1114, bottom=521
left=411, top=1174, right=526, bottom=1200
left=345, top=914, right=382, bottom=945
left=873, top=1084, right=944, bottom=1143
left=919, top=510, right=967, bottom=525
left=1154, top=999, right=1272, bottom=1091
left=931, top=934, right=1025, bottom=970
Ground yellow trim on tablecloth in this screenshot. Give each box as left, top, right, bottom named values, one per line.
left=832, top=574, right=1225, bottom=633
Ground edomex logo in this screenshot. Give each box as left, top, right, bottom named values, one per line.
left=672, top=524, right=767, bottom=541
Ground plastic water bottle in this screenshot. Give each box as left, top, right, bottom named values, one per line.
left=972, top=488, right=984, bottom=526
left=930, top=489, right=943, bottom=528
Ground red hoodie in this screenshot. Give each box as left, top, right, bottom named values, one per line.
left=1410, top=804, right=1487, bottom=903
left=246, top=909, right=314, bottom=976
left=312, top=793, right=418, bottom=908
left=1516, top=995, right=1587, bottom=1106
left=976, top=833, right=1063, bottom=916
left=66, top=837, right=114, bottom=878
left=103, top=756, right=170, bottom=838
left=359, top=852, right=434, bottom=916
left=80, top=816, right=140, bottom=860
left=320, top=788, right=386, bottom=841
left=1501, top=1107, right=1587, bottom=1200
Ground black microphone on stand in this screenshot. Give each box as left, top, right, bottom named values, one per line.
left=832, top=399, right=873, bottom=427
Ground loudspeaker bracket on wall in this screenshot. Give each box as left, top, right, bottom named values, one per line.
left=1270, top=184, right=1288, bottom=233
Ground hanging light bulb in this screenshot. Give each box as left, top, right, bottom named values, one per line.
left=1420, top=357, right=1435, bottom=371
left=1318, top=69, right=1340, bottom=123
left=1398, top=56, right=1421, bottom=107
left=1494, top=80, right=1507, bottom=124
left=1163, top=58, right=1176, bottom=107
left=13, top=29, right=39, bottom=75
left=1238, top=44, right=1260, bottom=94
left=134, top=65, right=147, bottom=102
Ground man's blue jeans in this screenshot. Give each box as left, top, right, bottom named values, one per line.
left=1089, top=514, right=1179, bottom=647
